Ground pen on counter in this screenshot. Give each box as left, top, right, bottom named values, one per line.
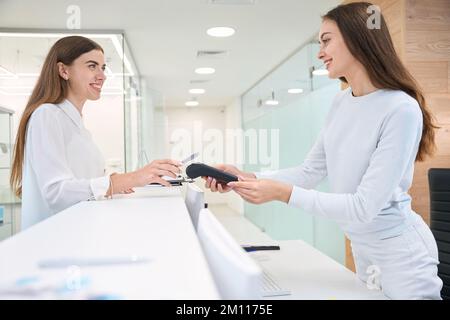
left=38, top=256, right=152, bottom=269
left=241, top=245, right=281, bottom=253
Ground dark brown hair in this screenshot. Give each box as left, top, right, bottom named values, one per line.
left=323, top=2, right=438, bottom=162
left=10, top=36, right=103, bottom=197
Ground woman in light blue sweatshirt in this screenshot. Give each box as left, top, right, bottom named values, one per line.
left=204, top=2, right=442, bottom=299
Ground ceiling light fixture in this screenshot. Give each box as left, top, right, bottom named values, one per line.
left=195, top=67, right=215, bottom=75
left=288, top=88, right=304, bottom=94
left=185, top=100, right=199, bottom=107
left=189, top=88, right=206, bottom=94
left=206, top=27, right=236, bottom=38
left=311, top=66, right=329, bottom=76
left=265, top=90, right=279, bottom=106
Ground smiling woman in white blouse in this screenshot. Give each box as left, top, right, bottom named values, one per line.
left=204, top=3, right=443, bottom=299
left=10, top=36, right=181, bottom=230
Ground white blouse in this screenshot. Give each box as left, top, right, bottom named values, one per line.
left=21, top=99, right=110, bottom=230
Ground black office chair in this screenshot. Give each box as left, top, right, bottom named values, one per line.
left=428, top=168, right=450, bottom=300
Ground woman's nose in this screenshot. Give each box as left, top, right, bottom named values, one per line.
left=98, top=69, right=106, bottom=81
left=317, top=49, right=325, bottom=60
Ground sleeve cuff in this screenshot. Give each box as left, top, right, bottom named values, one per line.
left=89, top=176, right=110, bottom=200
left=254, top=172, right=263, bottom=179
left=287, top=185, right=315, bottom=211
left=254, top=170, right=277, bottom=180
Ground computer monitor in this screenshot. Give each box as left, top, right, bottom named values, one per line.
left=197, top=208, right=262, bottom=300
left=184, top=183, right=205, bottom=230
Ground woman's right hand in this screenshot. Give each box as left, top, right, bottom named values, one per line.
left=135, top=159, right=182, bottom=187
left=108, top=159, right=182, bottom=196
left=202, top=164, right=255, bottom=193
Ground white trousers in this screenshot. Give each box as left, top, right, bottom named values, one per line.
left=351, top=217, right=443, bottom=300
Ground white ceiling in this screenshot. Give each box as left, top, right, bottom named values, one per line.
left=0, top=0, right=340, bottom=108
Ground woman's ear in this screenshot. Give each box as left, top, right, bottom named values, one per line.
left=57, top=62, right=69, bottom=80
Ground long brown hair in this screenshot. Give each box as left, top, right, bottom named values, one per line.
left=10, top=36, right=103, bottom=197
left=323, top=2, right=437, bottom=162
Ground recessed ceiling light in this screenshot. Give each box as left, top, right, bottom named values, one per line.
left=185, top=101, right=199, bottom=107
left=265, top=90, right=279, bottom=106
left=312, top=69, right=329, bottom=76
left=265, top=100, right=279, bottom=106
left=189, top=88, right=206, bottom=94
left=288, top=88, right=303, bottom=94
left=206, top=27, right=235, bottom=38
left=195, top=67, right=215, bottom=75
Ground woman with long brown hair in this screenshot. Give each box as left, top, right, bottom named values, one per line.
left=11, top=36, right=181, bottom=230
left=204, top=2, right=442, bottom=299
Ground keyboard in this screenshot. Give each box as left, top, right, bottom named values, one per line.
left=260, top=268, right=291, bottom=297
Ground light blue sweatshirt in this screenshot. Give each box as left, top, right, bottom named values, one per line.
left=256, top=88, right=424, bottom=242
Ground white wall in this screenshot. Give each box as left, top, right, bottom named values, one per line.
left=165, top=100, right=244, bottom=212
left=165, top=106, right=228, bottom=205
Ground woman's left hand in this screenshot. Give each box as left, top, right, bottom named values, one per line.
left=228, top=177, right=293, bottom=205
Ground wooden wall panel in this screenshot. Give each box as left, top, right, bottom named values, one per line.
left=406, top=0, right=450, bottom=31
left=344, top=0, right=406, bottom=59
left=391, top=31, right=405, bottom=60
left=381, top=0, right=406, bottom=58
left=428, top=94, right=450, bottom=123
left=407, top=61, right=449, bottom=93
left=406, top=31, right=450, bottom=61
left=406, top=0, right=450, bottom=228
left=345, top=237, right=355, bottom=272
